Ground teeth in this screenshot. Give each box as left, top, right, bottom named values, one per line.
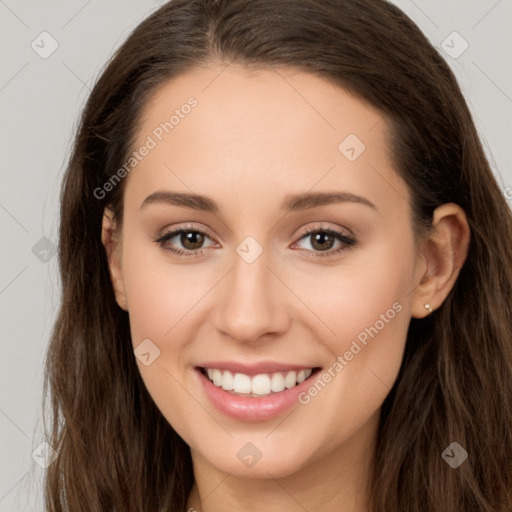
left=212, top=369, right=223, bottom=387
left=220, top=370, right=234, bottom=391
left=233, top=373, right=252, bottom=393
left=270, top=372, right=285, bottom=392
left=251, top=374, right=271, bottom=395
left=204, top=368, right=314, bottom=396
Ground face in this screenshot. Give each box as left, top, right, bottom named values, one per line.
left=105, top=62, right=427, bottom=479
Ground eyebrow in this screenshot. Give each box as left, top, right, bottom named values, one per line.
left=140, top=190, right=377, bottom=213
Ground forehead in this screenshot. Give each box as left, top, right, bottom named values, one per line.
left=125, top=62, right=410, bottom=220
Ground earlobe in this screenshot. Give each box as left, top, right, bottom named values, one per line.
left=411, top=203, right=470, bottom=318
left=101, top=208, right=128, bottom=311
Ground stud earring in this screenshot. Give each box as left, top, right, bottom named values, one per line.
left=424, top=303, right=432, bottom=314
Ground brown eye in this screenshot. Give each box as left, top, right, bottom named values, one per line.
left=309, top=231, right=336, bottom=251
left=292, top=227, right=357, bottom=260
left=155, top=227, right=216, bottom=257
left=179, top=230, right=205, bottom=250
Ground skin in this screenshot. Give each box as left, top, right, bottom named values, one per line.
left=101, top=62, right=470, bottom=512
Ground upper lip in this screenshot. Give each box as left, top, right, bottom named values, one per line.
left=197, top=361, right=320, bottom=376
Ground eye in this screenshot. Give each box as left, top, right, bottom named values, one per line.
left=291, top=225, right=357, bottom=259
left=154, top=225, right=217, bottom=257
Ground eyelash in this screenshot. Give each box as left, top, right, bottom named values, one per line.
left=154, top=224, right=357, bottom=260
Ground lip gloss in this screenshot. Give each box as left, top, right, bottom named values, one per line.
left=195, top=367, right=319, bottom=422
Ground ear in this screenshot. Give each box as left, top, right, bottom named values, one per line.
left=101, top=207, right=128, bottom=311
left=411, top=203, right=470, bottom=318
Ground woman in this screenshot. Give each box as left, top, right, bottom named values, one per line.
left=43, top=0, right=512, bottom=510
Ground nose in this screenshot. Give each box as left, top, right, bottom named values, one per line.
left=213, top=250, right=291, bottom=345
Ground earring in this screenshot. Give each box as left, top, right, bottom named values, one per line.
left=424, top=303, right=432, bottom=314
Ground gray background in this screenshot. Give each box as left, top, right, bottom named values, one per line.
left=1, top=0, right=511, bottom=510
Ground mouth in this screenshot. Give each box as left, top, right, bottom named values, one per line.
left=195, top=360, right=323, bottom=421
left=199, top=366, right=321, bottom=397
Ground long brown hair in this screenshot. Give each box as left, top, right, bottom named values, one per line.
left=43, top=0, right=512, bottom=510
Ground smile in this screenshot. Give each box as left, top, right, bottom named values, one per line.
left=195, top=363, right=322, bottom=421
left=203, top=367, right=314, bottom=396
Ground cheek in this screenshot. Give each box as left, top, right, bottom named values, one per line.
left=120, top=239, right=208, bottom=437
left=292, top=233, right=414, bottom=413
left=295, top=232, right=415, bottom=348
left=120, top=235, right=212, bottom=345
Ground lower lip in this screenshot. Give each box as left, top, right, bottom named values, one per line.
left=196, top=368, right=320, bottom=422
